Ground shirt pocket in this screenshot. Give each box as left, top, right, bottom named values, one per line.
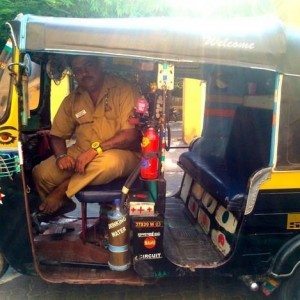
left=73, top=108, right=93, bottom=125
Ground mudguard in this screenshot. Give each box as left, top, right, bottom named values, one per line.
left=269, top=234, right=300, bottom=277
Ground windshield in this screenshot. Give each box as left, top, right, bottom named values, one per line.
left=0, top=59, right=11, bottom=121
left=28, top=62, right=41, bottom=111
left=0, top=40, right=13, bottom=121
left=277, top=75, right=300, bottom=169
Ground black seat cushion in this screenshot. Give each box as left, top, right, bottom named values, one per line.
left=225, top=107, right=272, bottom=183
left=75, top=177, right=143, bottom=204
left=178, top=152, right=247, bottom=209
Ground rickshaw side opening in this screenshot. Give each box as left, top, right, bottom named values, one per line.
left=0, top=14, right=299, bottom=297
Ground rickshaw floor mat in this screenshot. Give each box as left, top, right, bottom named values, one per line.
left=34, top=220, right=110, bottom=265
left=164, top=197, right=223, bottom=268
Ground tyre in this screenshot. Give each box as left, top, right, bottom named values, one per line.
left=275, top=267, right=300, bottom=300
left=0, top=252, right=9, bottom=278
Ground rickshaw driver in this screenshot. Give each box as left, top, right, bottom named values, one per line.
left=33, top=55, right=141, bottom=214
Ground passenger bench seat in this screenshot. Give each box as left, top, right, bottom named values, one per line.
left=178, top=106, right=273, bottom=214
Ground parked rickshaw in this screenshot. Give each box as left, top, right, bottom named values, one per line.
left=0, top=14, right=299, bottom=298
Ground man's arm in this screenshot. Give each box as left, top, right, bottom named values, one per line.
left=50, top=135, right=67, bottom=157
left=101, top=128, right=141, bottom=152
left=50, top=135, right=75, bottom=171
left=74, top=128, right=141, bottom=174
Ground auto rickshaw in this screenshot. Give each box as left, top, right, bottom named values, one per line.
left=0, top=14, right=299, bottom=298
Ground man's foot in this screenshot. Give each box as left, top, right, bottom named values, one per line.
left=33, top=199, right=76, bottom=227
left=39, top=179, right=70, bottom=214
left=39, top=197, right=76, bottom=215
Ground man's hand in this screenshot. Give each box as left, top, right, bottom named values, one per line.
left=75, top=149, right=98, bottom=174
left=56, top=155, right=76, bottom=171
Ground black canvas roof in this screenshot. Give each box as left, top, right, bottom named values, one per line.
left=8, top=14, right=300, bottom=75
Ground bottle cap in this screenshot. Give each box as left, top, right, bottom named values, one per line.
left=113, top=198, right=121, bottom=206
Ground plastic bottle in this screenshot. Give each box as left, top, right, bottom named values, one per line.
left=107, top=198, right=131, bottom=271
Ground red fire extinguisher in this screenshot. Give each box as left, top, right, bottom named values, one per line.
left=140, top=127, right=160, bottom=180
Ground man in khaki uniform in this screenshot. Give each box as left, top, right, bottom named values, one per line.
left=33, top=55, right=140, bottom=214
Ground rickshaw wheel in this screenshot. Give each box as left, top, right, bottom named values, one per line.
left=0, top=252, right=9, bottom=278
left=275, top=267, right=300, bottom=300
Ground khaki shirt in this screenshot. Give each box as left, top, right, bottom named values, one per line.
left=50, top=75, right=139, bottom=152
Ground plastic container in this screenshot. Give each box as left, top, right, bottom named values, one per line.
left=107, top=199, right=131, bottom=271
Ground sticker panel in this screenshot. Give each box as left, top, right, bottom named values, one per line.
left=191, top=182, right=204, bottom=200
left=215, top=206, right=238, bottom=234
left=287, top=213, right=300, bottom=230
left=211, top=229, right=231, bottom=256
left=198, top=208, right=210, bottom=234
left=187, top=196, right=199, bottom=219
left=202, top=193, right=217, bottom=214
left=129, top=202, right=155, bottom=216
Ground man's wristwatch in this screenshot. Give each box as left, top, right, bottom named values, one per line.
left=91, top=141, right=103, bottom=155
left=56, top=153, right=67, bottom=161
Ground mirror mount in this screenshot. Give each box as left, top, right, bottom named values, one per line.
left=8, top=53, right=32, bottom=76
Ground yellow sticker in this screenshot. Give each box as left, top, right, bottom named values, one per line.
left=141, top=137, right=150, bottom=148
left=287, top=213, right=300, bottom=230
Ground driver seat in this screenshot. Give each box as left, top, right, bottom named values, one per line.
left=75, top=177, right=142, bottom=242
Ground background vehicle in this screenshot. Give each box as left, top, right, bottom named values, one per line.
left=0, top=14, right=299, bottom=298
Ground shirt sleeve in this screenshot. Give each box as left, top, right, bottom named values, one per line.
left=50, top=94, right=76, bottom=139
left=118, top=83, right=140, bottom=130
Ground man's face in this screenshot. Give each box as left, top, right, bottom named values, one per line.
left=71, top=56, right=103, bottom=93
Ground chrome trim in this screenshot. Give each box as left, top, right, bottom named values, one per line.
left=271, top=74, right=282, bottom=167
left=5, top=22, right=17, bottom=48
left=245, top=167, right=272, bottom=215
left=270, top=260, right=300, bottom=278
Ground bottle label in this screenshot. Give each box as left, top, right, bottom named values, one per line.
left=108, top=216, right=126, bottom=229
left=111, top=226, right=126, bottom=238
left=108, top=215, right=129, bottom=246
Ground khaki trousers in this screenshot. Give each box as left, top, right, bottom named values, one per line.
left=32, top=147, right=140, bottom=199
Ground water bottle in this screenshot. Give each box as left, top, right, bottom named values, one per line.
left=107, top=198, right=131, bottom=271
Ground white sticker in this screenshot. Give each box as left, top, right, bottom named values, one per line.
left=0, top=192, right=5, bottom=205
left=75, top=109, right=87, bottom=118
left=129, top=201, right=155, bottom=216
left=136, top=253, right=162, bottom=260
left=187, top=196, right=199, bottom=219
left=192, top=183, right=204, bottom=200
left=211, top=229, right=231, bottom=256
left=18, top=141, right=23, bottom=166
left=215, top=206, right=237, bottom=234
left=198, top=208, right=210, bottom=234
left=202, top=193, right=217, bottom=214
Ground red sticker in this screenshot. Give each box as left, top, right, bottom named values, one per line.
left=144, top=237, right=156, bottom=249
left=218, top=233, right=225, bottom=247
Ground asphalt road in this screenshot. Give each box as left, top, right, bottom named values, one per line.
left=0, top=271, right=265, bottom=300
